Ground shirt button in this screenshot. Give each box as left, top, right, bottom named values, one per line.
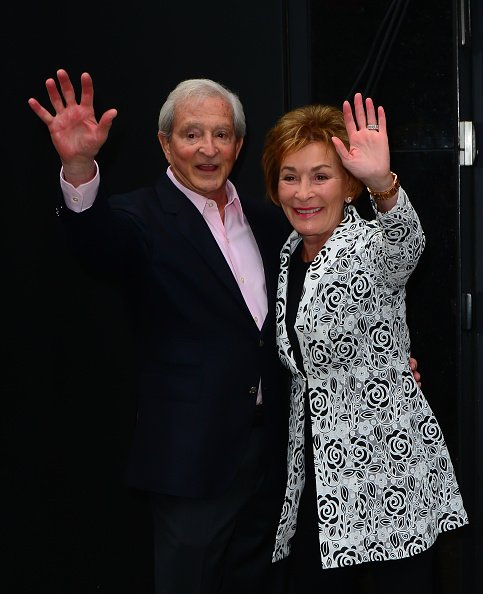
left=240, top=277, right=245, bottom=283
left=72, top=196, right=79, bottom=202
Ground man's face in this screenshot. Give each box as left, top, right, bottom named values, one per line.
left=159, top=95, right=243, bottom=205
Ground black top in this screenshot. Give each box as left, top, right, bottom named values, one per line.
left=285, top=241, right=311, bottom=374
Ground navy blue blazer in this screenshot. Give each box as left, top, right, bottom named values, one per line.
left=59, top=172, right=290, bottom=497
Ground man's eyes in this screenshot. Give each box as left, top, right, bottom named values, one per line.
left=184, top=131, right=230, bottom=140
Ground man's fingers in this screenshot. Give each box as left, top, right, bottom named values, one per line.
left=57, top=69, right=78, bottom=107
left=98, top=108, right=119, bottom=132
left=80, top=72, right=95, bottom=107
left=27, top=97, right=53, bottom=125
left=45, top=77, right=66, bottom=113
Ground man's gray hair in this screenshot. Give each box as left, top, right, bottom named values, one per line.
left=158, top=78, right=246, bottom=140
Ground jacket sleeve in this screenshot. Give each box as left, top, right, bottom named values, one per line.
left=370, top=187, right=426, bottom=288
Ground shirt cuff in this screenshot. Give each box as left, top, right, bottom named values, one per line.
left=60, top=162, right=100, bottom=213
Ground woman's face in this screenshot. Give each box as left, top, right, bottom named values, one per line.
left=278, top=141, right=351, bottom=259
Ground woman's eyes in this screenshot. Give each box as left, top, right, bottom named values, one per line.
left=281, top=174, right=328, bottom=182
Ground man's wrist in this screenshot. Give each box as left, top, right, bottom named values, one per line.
left=61, top=160, right=97, bottom=187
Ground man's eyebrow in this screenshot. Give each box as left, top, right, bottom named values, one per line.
left=178, top=121, right=233, bottom=131
left=179, top=121, right=201, bottom=129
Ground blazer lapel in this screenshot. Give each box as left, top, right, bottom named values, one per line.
left=298, top=206, right=367, bottom=312
left=155, top=175, right=257, bottom=322
left=278, top=206, right=367, bottom=373
left=277, top=233, right=303, bottom=376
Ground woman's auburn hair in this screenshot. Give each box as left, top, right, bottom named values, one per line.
left=261, top=104, right=364, bottom=205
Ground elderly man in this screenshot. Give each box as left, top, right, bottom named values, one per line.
left=29, top=69, right=290, bottom=594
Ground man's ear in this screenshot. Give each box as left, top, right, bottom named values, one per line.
left=235, top=137, right=244, bottom=159
left=158, top=132, right=171, bottom=163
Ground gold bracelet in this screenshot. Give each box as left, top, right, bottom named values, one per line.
left=367, top=171, right=400, bottom=201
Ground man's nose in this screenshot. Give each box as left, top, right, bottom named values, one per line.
left=199, top=136, right=217, bottom=156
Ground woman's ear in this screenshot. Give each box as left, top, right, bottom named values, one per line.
left=347, top=174, right=364, bottom=200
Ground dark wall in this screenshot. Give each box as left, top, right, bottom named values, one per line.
left=4, top=1, right=479, bottom=593
left=4, top=2, right=287, bottom=593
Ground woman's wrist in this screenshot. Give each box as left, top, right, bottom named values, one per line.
left=367, top=171, right=400, bottom=201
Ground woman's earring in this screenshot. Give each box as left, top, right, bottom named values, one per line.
left=345, top=196, right=353, bottom=203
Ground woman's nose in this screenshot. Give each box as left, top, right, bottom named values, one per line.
left=295, top=179, right=313, bottom=200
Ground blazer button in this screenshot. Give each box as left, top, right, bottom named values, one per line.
left=249, top=386, right=258, bottom=395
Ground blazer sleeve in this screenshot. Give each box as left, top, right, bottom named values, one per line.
left=370, top=186, right=426, bottom=288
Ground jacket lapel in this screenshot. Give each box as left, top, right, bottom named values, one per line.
left=278, top=206, right=367, bottom=372
left=155, top=175, right=259, bottom=324
left=298, top=206, right=367, bottom=311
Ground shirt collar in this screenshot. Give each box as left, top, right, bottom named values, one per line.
left=166, top=166, right=241, bottom=215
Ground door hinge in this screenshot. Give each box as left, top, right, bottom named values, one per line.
left=462, top=292, right=472, bottom=330
left=459, top=121, right=477, bottom=166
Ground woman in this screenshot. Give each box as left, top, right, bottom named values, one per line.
left=262, top=94, right=468, bottom=592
